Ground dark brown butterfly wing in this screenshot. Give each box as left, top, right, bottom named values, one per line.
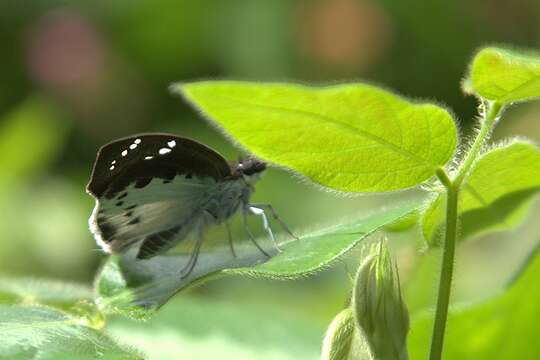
left=86, top=133, right=233, bottom=256
left=87, top=133, right=232, bottom=199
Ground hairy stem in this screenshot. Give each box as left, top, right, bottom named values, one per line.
left=454, top=101, right=503, bottom=188
left=429, top=169, right=458, bottom=360
left=429, top=101, right=503, bottom=360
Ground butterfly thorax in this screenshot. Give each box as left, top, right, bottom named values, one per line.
left=202, top=179, right=252, bottom=224
left=202, top=159, right=266, bottom=225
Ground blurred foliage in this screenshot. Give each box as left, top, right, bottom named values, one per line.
left=108, top=296, right=323, bottom=360
left=0, top=97, right=67, bottom=190
left=409, top=245, right=540, bottom=360
left=0, top=304, right=141, bottom=359
left=0, top=277, right=92, bottom=309
left=0, top=0, right=539, bottom=359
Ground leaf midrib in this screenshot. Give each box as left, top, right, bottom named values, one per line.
left=205, top=91, right=434, bottom=167
left=501, top=73, right=540, bottom=101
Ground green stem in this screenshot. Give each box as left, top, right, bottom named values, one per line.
left=429, top=169, right=458, bottom=360
left=454, top=101, right=503, bottom=188
left=429, top=101, right=504, bottom=360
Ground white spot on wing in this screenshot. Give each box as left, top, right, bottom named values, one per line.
left=130, top=143, right=137, bottom=150
left=111, top=160, right=116, bottom=165
left=109, top=165, right=115, bottom=170
left=121, top=150, right=128, bottom=157
left=144, top=156, right=154, bottom=160
left=159, top=148, right=172, bottom=155
left=134, top=138, right=142, bottom=144
left=168, top=140, right=176, bottom=148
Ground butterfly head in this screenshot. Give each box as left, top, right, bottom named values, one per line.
left=232, top=157, right=267, bottom=179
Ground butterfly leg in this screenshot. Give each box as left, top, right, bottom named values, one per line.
left=180, top=228, right=204, bottom=279
left=250, top=203, right=299, bottom=241
left=248, top=206, right=282, bottom=253
left=242, top=210, right=270, bottom=257
left=225, top=221, right=237, bottom=258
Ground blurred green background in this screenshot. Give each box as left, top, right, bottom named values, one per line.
left=0, top=0, right=539, bottom=358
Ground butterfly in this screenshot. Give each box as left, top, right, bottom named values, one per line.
left=87, top=133, right=294, bottom=278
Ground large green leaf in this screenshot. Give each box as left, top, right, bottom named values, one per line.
left=175, top=81, right=457, bottom=193
left=408, top=245, right=540, bottom=359
left=467, top=47, right=540, bottom=103
left=95, top=201, right=421, bottom=318
left=108, top=295, right=323, bottom=360
left=423, top=141, right=540, bottom=245
left=0, top=304, right=141, bottom=360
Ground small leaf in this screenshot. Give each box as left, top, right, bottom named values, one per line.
left=176, top=81, right=457, bottom=192
left=95, top=201, right=421, bottom=318
left=408, top=245, right=540, bottom=359
left=423, top=141, right=540, bottom=245
left=0, top=304, right=141, bottom=359
left=0, top=277, right=93, bottom=310
left=467, top=47, right=540, bottom=103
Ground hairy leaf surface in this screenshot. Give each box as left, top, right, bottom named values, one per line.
left=468, top=47, right=540, bottom=103
left=176, top=81, right=457, bottom=192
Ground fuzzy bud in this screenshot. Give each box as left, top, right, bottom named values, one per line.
left=321, top=308, right=356, bottom=360
left=353, top=241, right=410, bottom=360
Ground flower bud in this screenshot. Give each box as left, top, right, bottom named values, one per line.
left=321, top=308, right=356, bottom=360
left=353, top=241, right=410, bottom=360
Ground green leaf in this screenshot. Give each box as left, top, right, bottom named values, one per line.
left=95, top=201, right=421, bottom=318
left=408, top=245, right=540, bottom=359
left=108, top=296, right=323, bottom=360
left=423, top=141, right=540, bottom=245
left=467, top=47, right=540, bottom=103
left=175, top=81, right=457, bottom=192
left=0, top=304, right=141, bottom=360
left=0, top=277, right=93, bottom=310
